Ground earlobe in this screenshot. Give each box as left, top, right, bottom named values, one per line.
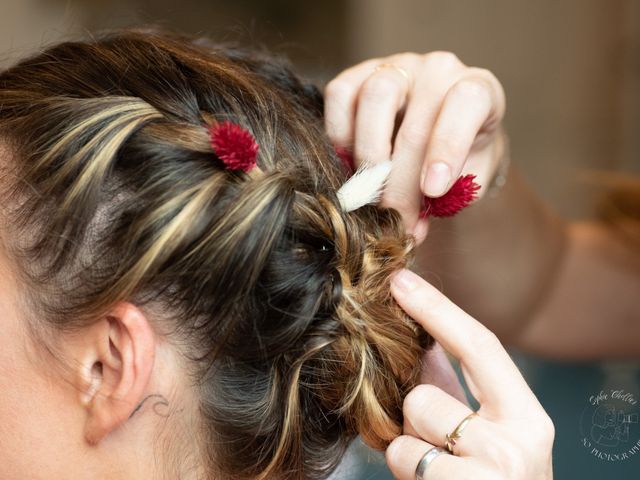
left=80, top=302, right=156, bottom=445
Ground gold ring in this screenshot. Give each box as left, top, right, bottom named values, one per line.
left=372, top=63, right=411, bottom=84
left=415, top=446, right=450, bottom=480
left=445, top=412, right=478, bottom=453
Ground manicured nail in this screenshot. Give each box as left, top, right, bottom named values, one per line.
left=422, top=162, right=451, bottom=197
left=392, top=269, right=419, bottom=292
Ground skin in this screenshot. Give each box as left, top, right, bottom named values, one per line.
left=416, top=166, right=640, bottom=359
left=0, top=211, right=549, bottom=480
left=324, top=50, right=639, bottom=477
left=324, top=51, right=640, bottom=357
left=0, top=207, right=198, bottom=479
left=324, top=51, right=506, bottom=244
left=1, top=48, right=635, bottom=479
left=387, top=269, right=554, bottom=480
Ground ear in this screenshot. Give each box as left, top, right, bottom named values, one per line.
left=74, top=301, right=156, bottom=445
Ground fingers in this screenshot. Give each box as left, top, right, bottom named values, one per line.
left=381, top=57, right=463, bottom=231
left=420, top=80, right=489, bottom=196
left=323, top=58, right=386, bottom=149
left=403, top=384, right=486, bottom=457
left=353, top=68, right=411, bottom=166
left=386, top=435, right=464, bottom=480
left=324, top=53, right=506, bottom=238
left=325, top=56, right=415, bottom=167
left=324, top=54, right=425, bottom=236
left=390, top=269, right=537, bottom=417
left=421, top=70, right=505, bottom=197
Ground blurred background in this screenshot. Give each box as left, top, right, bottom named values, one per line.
left=2, top=1, right=638, bottom=479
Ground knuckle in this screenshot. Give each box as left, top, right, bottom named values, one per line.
left=387, top=52, right=421, bottom=68
left=355, top=145, right=384, bottom=165
left=425, top=51, right=462, bottom=69
left=471, top=67, right=496, bottom=82
left=403, top=383, right=437, bottom=417
left=382, top=189, right=419, bottom=221
left=360, top=74, right=401, bottom=101
left=537, top=414, right=556, bottom=443
left=430, top=132, right=467, bottom=162
left=323, top=78, right=353, bottom=101
left=471, top=327, right=501, bottom=352
left=385, top=435, right=410, bottom=467
left=468, top=67, right=506, bottom=106
left=397, top=122, right=430, bottom=148
left=391, top=51, right=420, bottom=62
left=451, top=78, right=492, bottom=106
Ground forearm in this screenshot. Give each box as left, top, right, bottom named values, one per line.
left=413, top=164, right=569, bottom=343
left=516, top=221, right=640, bottom=359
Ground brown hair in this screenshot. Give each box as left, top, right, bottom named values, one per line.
left=0, top=28, right=430, bottom=479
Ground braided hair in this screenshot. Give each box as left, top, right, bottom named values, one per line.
left=0, top=28, right=431, bottom=479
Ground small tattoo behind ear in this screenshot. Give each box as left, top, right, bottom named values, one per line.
left=129, top=394, right=170, bottom=419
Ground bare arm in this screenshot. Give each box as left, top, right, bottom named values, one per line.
left=322, top=52, right=639, bottom=359
left=414, top=166, right=640, bottom=359
left=516, top=220, right=640, bottom=359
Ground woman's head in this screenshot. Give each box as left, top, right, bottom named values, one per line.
left=0, top=29, right=430, bottom=479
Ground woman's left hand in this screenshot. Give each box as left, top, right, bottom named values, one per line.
left=385, top=269, right=555, bottom=480
left=324, top=52, right=506, bottom=243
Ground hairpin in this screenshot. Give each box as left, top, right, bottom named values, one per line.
left=334, top=147, right=480, bottom=217
left=209, top=120, right=259, bottom=173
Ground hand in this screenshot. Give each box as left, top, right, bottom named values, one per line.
left=324, top=52, right=506, bottom=243
left=385, top=269, right=554, bottom=480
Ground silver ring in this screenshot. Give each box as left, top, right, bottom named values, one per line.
left=415, top=447, right=450, bottom=480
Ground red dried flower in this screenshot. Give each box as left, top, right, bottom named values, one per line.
left=334, top=146, right=355, bottom=175
left=209, top=121, right=259, bottom=173
left=333, top=145, right=479, bottom=217
left=420, top=174, right=481, bottom=218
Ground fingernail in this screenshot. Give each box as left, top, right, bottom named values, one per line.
left=392, top=269, right=419, bottom=292
left=422, top=162, right=451, bottom=197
